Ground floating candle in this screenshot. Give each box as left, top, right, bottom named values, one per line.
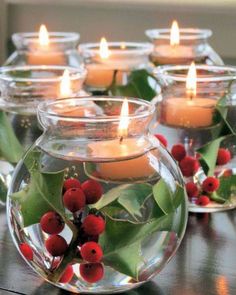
left=88, top=99, right=155, bottom=181
left=28, top=24, right=65, bottom=65
left=162, top=62, right=216, bottom=128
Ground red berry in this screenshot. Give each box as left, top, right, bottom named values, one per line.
left=154, top=134, right=168, bottom=147
left=79, top=263, right=104, bottom=283
left=195, top=195, right=210, bottom=206
left=59, top=264, right=74, bottom=284
left=171, top=144, right=186, bottom=162
left=185, top=182, right=199, bottom=198
left=202, top=177, right=220, bottom=193
left=19, top=243, right=33, bottom=261
left=40, top=211, right=65, bottom=235
left=81, top=242, right=103, bottom=263
left=217, top=148, right=231, bottom=165
left=63, top=188, right=86, bottom=212
left=81, top=180, right=103, bottom=204
left=45, top=235, right=68, bottom=256
left=82, top=215, right=105, bottom=236
left=63, top=178, right=81, bottom=192
left=179, top=156, right=200, bottom=177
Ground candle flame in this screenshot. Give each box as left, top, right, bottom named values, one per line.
left=120, top=42, right=126, bottom=49
left=170, top=20, right=180, bottom=46
left=186, top=62, right=197, bottom=98
left=60, top=69, right=72, bottom=98
left=99, top=37, right=110, bottom=59
left=118, top=98, right=129, bottom=139
left=39, top=24, right=49, bottom=46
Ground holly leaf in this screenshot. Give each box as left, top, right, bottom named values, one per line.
left=108, top=69, right=159, bottom=101
left=197, top=93, right=235, bottom=176
left=100, top=213, right=173, bottom=279
left=215, top=174, right=236, bottom=201
left=92, top=183, right=152, bottom=219
left=216, top=95, right=235, bottom=134
left=197, top=137, right=224, bottom=176
left=0, top=111, right=23, bottom=163
left=0, top=177, right=8, bottom=202
left=153, top=179, right=173, bottom=214
left=153, top=179, right=184, bottom=214
left=10, top=150, right=65, bottom=227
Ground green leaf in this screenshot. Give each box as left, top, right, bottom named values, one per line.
left=100, top=213, right=173, bottom=279
left=215, top=174, right=236, bottom=201
left=108, top=69, right=159, bottom=101
left=92, top=183, right=151, bottom=210
left=117, top=185, right=152, bottom=218
left=197, top=137, right=223, bottom=176
left=0, top=111, right=23, bottom=163
left=10, top=150, right=65, bottom=227
left=153, top=179, right=174, bottom=214
left=216, top=95, right=235, bottom=134
left=173, top=184, right=186, bottom=209
left=0, top=177, right=8, bottom=202
left=197, top=93, right=235, bottom=176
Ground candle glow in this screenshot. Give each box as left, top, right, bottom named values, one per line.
left=60, top=69, right=72, bottom=98
left=99, top=37, right=110, bottom=59
left=170, top=20, right=180, bottom=46
left=39, top=24, right=49, bottom=46
left=186, top=62, right=197, bottom=98
left=118, top=99, right=129, bottom=138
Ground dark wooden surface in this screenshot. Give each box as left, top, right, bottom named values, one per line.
left=0, top=205, right=236, bottom=295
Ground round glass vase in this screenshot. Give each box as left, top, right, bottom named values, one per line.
left=145, top=28, right=224, bottom=66
left=0, top=65, right=86, bottom=204
left=7, top=97, right=187, bottom=294
left=78, top=42, right=153, bottom=94
left=5, top=32, right=83, bottom=67
left=153, top=65, right=236, bottom=213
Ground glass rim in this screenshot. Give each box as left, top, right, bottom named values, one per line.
left=38, top=96, right=155, bottom=122
left=12, top=32, right=80, bottom=44
left=0, top=65, right=87, bottom=83
left=79, top=42, right=153, bottom=55
left=145, top=28, right=212, bottom=40
left=153, top=65, right=236, bottom=82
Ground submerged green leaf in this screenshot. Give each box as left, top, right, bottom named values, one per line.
left=11, top=150, right=65, bottom=227
left=100, top=213, right=173, bottom=279
left=92, top=183, right=152, bottom=219
left=0, top=111, right=23, bottom=163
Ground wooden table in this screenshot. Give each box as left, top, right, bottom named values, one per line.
left=0, top=205, right=236, bottom=295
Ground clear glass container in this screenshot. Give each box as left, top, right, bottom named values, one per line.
left=152, top=65, right=236, bottom=213
left=7, top=97, right=187, bottom=293
left=5, top=32, right=83, bottom=67
left=0, top=65, right=86, bottom=203
left=79, top=42, right=153, bottom=94
left=145, top=29, right=223, bottom=66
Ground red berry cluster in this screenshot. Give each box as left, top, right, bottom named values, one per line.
left=186, top=176, right=220, bottom=206
left=38, top=177, right=105, bottom=284
left=170, top=144, right=200, bottom=177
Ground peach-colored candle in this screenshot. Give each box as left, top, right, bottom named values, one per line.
left=88, top=99, right=155, bottom=180
left=152, top=21, right=195, bottom=65
left=162, top=62, right=216, bottom=128
left=85, top=38, right=125, bottom=88
left=28, top=24, right=65, bottom=65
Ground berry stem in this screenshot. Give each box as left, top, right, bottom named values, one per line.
left=47, top=237, right=82, bottom=283
left=209, top=192, right=226, bottom=204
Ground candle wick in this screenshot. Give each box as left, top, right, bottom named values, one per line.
left=119, top=136, right=123, bottom=144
